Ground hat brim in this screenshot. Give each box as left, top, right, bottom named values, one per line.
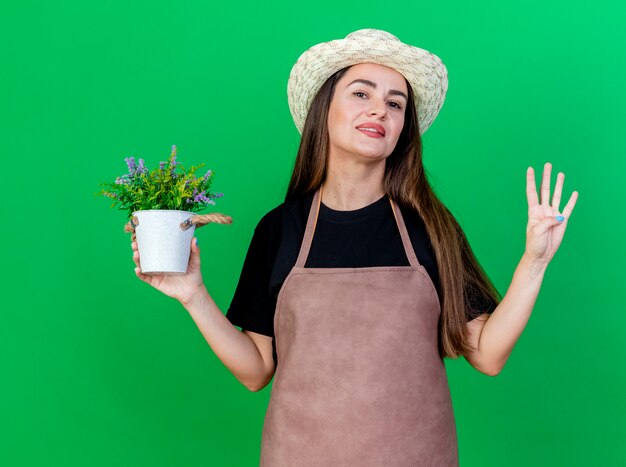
left=287, top=29, right=448, bottom=136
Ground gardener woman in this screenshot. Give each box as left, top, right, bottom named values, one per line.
left=131, top=29, right=578, bottom=466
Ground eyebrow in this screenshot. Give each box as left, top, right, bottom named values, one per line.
left=347, top=78, right=408, bottom=101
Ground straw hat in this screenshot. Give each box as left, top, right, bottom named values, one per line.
left=287, top=29, right=448, bottom=136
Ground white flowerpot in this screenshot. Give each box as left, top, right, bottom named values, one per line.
left=133, top=210, right=196, bottom=275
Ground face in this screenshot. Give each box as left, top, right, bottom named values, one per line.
left=327, top=63, right=409, bottom=163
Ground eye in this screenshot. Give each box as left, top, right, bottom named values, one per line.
left=388, top=101, right=403, bottom=110
left=353, top=91, right=367, bottom=98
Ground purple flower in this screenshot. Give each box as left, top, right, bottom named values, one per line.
left=202, top=169, right=212, bottom=181
left=137, top=158, right=148, bottom=175
left=213, top=192, right=224, bottom=198
left=169, top=157, right=180, bottom=178
left=125, top=157, right=137, bottom=175
left=193, top=190, right=207, bottom=202
left=115, top=176, right=130, bottom=185
left=159, top=161, right=166, bottom=170
left=193, top=190, right=215, bottom=204
left=169, top=146, right=180, bottom=167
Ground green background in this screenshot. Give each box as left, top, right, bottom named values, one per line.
left=2, top=0, right=625, bottom=465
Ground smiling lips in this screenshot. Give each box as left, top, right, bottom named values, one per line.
left=356, top=123, right=386, bottom=138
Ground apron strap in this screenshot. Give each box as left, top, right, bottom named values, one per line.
left=295, top=187, right=322, bottom=268
left=389, top=199, right=420, bottom=269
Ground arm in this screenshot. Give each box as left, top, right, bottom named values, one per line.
left=132, top=237, right=275, bottom=392
left=464, top=162, right=578, bottom=376
left=182, top=289, right=276, bottom=392
left=464, top=254, right=547, bottom=376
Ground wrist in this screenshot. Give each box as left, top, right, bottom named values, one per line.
left=180, top=284, right=210, bottom=310
left=522, top=251, right=550, bottom=266
left=520, top=252, right=549, bottom=278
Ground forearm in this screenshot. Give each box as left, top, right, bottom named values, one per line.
left=476, top=253, right=549, bottom=374
left=181, top=288, right=269, bottom=391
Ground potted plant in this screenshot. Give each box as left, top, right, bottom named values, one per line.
left=99, top=145, right=231, bottom=275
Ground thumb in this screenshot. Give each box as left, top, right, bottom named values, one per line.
left=532, top=215, right=565, bottom=236
left=189, top=237, right=201, bottom=270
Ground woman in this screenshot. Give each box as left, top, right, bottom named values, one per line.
left=130, top=29, right=578, bottom=466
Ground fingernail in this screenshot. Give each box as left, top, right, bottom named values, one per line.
left=556, top=215, right=565, bottom=222
left=195, top=238, right=199, bottom=246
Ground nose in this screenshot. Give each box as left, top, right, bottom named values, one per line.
left=366, top=99, right=387, bottom=119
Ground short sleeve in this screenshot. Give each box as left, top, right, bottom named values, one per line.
left=225, top=211, right=280, bottom=337
left=465, top=283, right=499, bottom=322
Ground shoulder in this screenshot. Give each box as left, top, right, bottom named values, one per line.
left=247, top=195, right=311, bottom=277
left=254, top=194, right=312, bottom=237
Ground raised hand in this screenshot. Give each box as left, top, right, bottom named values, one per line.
left=525, top=162, right=578, bottom=264
left=131, top=234, right=205, bottom=305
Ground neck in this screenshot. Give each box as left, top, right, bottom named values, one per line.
left=321, top=156, right=386, bottom=211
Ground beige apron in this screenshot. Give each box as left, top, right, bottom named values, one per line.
left=260, top=187, right=459, bottom=466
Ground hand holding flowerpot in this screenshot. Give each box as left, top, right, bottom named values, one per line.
left=131, top=235, right=205, bottom=305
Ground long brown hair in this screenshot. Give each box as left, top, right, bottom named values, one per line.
left=285, top=66, right=501, bottom=359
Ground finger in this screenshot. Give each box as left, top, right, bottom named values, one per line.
left=131, top=241, right=138, bottom=252
left=526, top=167, right=539, bottom=208
left=134, top=266, right=152, bottom=284
left=131, top=232, right=136, bottom=242
left=562, top=191, right=579, bottom=218
left=551, top=172, right=564, bottom=212
left=189, top=237, right=201, bottom=270
left=532, top=216, right=564, bottom=236
left=133, top=250, right=141, bottom=269
left=540, top=162, right=552, bottom=206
